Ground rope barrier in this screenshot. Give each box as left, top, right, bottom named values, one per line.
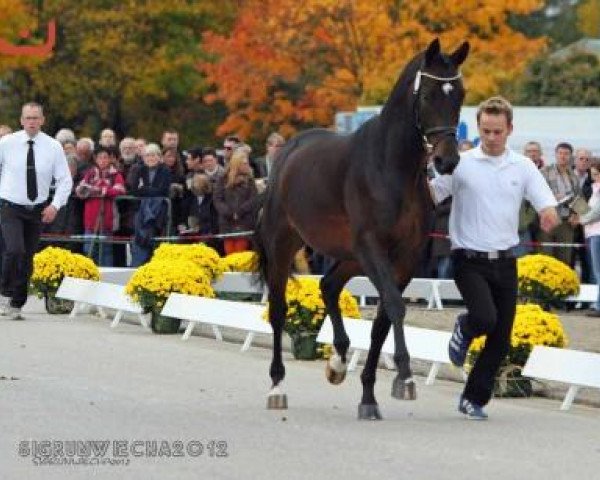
left=39, top=230, right=255, bottom=244
left=40, top=229, right=588, bottom=249
left=428, top=231, right=587, bottom=248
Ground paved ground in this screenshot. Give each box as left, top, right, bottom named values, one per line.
left=1, top=298, right=599, bottom=480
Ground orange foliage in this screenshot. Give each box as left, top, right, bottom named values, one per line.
left=200, top=0, right=546, bottom=141
left=0, top=0, right=46, bottom=71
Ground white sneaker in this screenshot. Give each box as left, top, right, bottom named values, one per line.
left=6, top=305, right=24, bottom=320
left=0, top=295, right=11, bottom=316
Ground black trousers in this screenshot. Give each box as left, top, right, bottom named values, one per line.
left=0, top=203, right=43, bottom=308
left=452, top=254, right=518, bottom=406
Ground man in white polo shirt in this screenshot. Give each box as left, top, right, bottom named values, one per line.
left=0, top=102, right=72, bottom=320
left=430, top=96, right=559, bottom=420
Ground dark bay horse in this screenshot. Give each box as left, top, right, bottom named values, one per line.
left=254, top=38, right=469, bottom=420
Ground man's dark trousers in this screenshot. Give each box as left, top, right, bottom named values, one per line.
left=452, top=253, right=518, bottom=406
left=0, top=203, right=43, bottom=308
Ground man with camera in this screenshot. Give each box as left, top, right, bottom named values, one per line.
left=539, top=142, right=580, bottom=266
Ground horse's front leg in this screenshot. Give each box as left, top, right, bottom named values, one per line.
left=354, top=232, right=415, bottom=419
left=267, top=287, right=288, bottom=409
left=320, top=260, right=359, bottom=385
left=391, top=283, right=416, bottom=400
left=358, top=304, right=391, bottom=420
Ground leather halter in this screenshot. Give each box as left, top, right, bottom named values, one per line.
left=413, top=69, right=462, bottom=153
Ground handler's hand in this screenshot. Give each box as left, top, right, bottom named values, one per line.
left=539, top=207, right=559, bottom=233
left=568, top=213, right=580, bottom=226
left=41, top=205, right=58, bottom=224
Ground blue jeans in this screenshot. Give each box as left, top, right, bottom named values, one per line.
left=83, top=231, right=113, bottom=267
left=437, top=256, right=453, bottom=279
left=130, top=241, right=152, bottom=267
left=514, top=230, right=532, bottom=258
left=586, top=236, right=600, bottom=310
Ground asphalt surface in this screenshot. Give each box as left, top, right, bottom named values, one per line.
left=1, top=298, right=599, bottom=480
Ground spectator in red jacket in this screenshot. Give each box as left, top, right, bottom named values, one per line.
left=75, top=146, right=126, bottom=266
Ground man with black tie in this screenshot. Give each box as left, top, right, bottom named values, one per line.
left=0, top=102, right=72, bottom=320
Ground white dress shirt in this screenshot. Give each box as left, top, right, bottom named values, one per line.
left=0, top=130, right=73, bottom=209
left=430, top=146, right=557, bottom=251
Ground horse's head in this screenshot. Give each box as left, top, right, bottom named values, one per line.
left=413, top=39, right=469, bottom=175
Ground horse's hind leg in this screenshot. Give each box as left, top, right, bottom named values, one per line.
left=358, top=304, right=391, bottom=420
left=266, top=229, right=303, bottom=410
left=320, top=260, right=360, bottom=385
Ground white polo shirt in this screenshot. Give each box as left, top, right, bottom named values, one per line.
left=431, top=146, right=556, bottom=252
left=0, top=129, right=72, bottom=209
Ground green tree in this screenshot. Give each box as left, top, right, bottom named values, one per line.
left=0, top=0, right=45, bottom=125
left=516, top=53, right=600, bottom=105
left=1, top=0, right=238, bottom=145
left=510, top=0, right=584, bottom=47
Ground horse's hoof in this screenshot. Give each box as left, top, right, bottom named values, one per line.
left=325, top=354, right=347, bottom=385
left=358, top=403, right=383, bottom=420
left=391, top=376, right=417, bottom=400
left=267, top=386, right=288, bottom=409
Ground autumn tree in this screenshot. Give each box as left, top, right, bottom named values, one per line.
left=0, top=0, right=238, bottom=143
left=200, top=0, right=547, bottom=143
left=0, top=0, right=46, bottom=124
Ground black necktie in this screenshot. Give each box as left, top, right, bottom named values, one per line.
left=27, top=139, right=38, bottom=201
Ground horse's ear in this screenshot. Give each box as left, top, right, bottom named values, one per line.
left=450, top=41, right=470, bottom=66
left=424, top=38, right=441, bottom=65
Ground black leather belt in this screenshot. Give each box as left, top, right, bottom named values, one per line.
left=453, top=248, right=515, bottom=260
left=0, top=199, right=45, bottom=211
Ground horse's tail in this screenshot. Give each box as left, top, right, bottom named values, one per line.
left=252, top=135, right=304, bottom=288
left=252, top=211, right=269, bottom=287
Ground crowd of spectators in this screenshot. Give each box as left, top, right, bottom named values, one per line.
left=1, top=122, right=598, bottom=296
left=426, top=139, right=600, bottom=311
left=0, top=125, right=287, bottom=268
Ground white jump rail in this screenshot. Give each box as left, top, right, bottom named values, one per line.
left=99, top=267, right=135, bottom=286
left=213, top=272, right=437, bottom=308
left=97, top=269, right=599, bottom=309
left=56, top=277, right=148, bottom=329
left=212, top=272, right=267, bottom=300
left=160, top=293, right=271, bottom=351
left=522, top=345, right=600, bottom=411
left=565, top=283, right=599, bottom=304
left=317, top=317, right=452, bottom=385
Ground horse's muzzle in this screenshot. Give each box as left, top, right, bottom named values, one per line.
left=433, top=154, right=459, bottom=174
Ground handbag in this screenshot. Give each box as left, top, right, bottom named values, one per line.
left=568, top=195, right=590, bottom=216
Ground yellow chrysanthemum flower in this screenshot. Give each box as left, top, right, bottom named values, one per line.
left=517, top=254, right=579, bottom=304
left=125, top=258, right=215, bottom=312
left=467, top=303, right=568, bottom=368
left=263, top=277, right=361, bottom=337
left=219, top=251, right=259, bottom=273
left=31, top=247, right=100, bottom=296
left=151, top=243, right=224, bottom=281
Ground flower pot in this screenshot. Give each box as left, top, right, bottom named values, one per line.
left=151, top=311, right=182, bottom=334
left=290, top=332, right=319, bottom=360
left=44, top=293, right=74, bottom=315
left=493, top=366, right=533, bottom=398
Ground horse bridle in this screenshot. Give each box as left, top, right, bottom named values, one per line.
left=412, top=69, right=462, bottom=153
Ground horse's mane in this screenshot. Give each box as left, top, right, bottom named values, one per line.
left=379, top=52, right=424, bottom=121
